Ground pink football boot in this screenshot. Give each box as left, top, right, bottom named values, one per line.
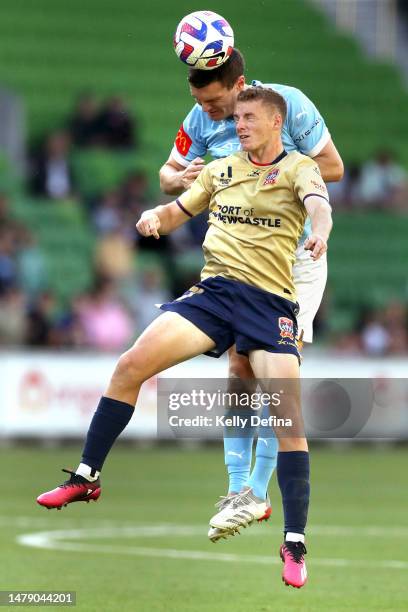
left=37, top=469, right=101, bottom=510
left=280, top=540, right=308, bottom=588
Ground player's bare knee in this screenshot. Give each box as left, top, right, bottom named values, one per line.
left=113, top=350, right=149, bottom=386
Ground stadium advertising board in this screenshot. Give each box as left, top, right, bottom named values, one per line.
left=0, top=353, right=407, bottom=438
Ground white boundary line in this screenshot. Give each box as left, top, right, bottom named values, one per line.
left=2, top=517, right=408, bottom=538
left=15, top=524, right=408, bottom=570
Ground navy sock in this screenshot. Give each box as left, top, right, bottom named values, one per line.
left=81, top=396, right=134, bottom=471
left=277, top=451, right=310, bottom=535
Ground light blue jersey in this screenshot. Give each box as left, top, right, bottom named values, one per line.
left=171, top=81, right=330, bottom=242
left=171, top=80, right=330, bottom=166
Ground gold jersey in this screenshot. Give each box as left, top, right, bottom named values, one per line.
left=177, top=150, right=329, bottom=302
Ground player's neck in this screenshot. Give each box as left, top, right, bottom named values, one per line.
left=248, top=141, right=285, bottom=165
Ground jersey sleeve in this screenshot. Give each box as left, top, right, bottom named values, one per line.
left=176, top=164, right=213, bottom=217
left=286, top=88, right=331, bottom=158
left=294, top=158, right=330, bottom=207
left=170, top=105, right=208, bottom=167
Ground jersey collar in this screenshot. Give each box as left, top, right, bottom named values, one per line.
left=248, top=150, right=287, bottom=166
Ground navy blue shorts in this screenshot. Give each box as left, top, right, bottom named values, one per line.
left=160, top=276, right=299, bottom=360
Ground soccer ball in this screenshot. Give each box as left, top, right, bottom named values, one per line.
left=174, top=10, right=234, bottom=70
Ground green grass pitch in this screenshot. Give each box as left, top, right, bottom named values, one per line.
left=1, top=444, right=407, bottom=611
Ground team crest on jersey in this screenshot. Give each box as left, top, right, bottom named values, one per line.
left=263, top=168, right=280, bottom=185
left=175, top=124, right=192, bottom=156
left=278, top=317, right=294, bottom=340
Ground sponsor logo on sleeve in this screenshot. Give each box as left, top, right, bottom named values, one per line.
left=175, top=124, right=193, bottom=156
left=294, top=117, right=321, bottom=144
left=310, top=180, right=328, bottom=194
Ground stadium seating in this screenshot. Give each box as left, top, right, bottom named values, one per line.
left=12, top=198, right=95, bottom=304
left=328, top=212, right=408, bottom=331
left=0, top=0, right=407, bottom=170
left=71, top=149, right=159, bottom=199
left=1, top=0, right=407, bottom=331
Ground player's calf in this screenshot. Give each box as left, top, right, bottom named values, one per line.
left=276, top=450, right=310, bottom=587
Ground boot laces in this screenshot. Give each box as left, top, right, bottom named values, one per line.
left=59, top=469, right=89, bottom=488
left=284, top=541, right=307, bottom=563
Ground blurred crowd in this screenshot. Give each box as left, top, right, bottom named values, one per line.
left=328, top=301, right=408, bottom=356
left=0, top=94, right=407, bottom=354
left=0, top=176, right=175, bottom=351
left=68, top=93, right=137, bottom=150
left=328, top=149, right=408, bottom=211
left=28, top=94, right=137, bottom=200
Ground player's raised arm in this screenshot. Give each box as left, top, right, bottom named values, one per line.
left=139, top=163, right=213, bottom=237
left=293, top=157, right=333, bottom=260
left=159, top=154, right=205, bottom=196
left=136, top=201, right=191, bottom=237
left=311, top=139, right=344, bottom=183
left=303, top=195, right=333, bottom=261
left=160, top=108, right=208, bottom=195
left=284, top=85, right=344, bottom=182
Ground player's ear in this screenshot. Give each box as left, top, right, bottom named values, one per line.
left=273, top=112, right=283, bottom=129
left=235, top=75, right=245, bottom=91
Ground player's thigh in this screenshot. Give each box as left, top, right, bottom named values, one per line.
left=248, top=350, right=305, bottom=445
left=227, top=345, right=254, bottom=379
left=248, top=350, right=299, bottom=379
left=126, top=311, right=216, bottom=379
left=294, top=248, right=327, bottom=343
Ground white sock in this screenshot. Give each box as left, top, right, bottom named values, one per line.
left=76, top=463, right=100, bottom=482
left=285, top=532, right=305, bottom=543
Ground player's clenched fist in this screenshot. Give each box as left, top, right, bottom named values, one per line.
left=304, top=234, right=327, bottom=261
left=181, top=157, right=205, bottom=190
left=136, top=210, right=161, bottom=239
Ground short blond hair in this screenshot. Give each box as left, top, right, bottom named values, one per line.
left=237, top=86, right=287, bottom=121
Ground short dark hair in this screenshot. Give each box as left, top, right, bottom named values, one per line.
left=236, top=86, right=287, bottom=122
left=188, top=48, right=245, bottom=90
